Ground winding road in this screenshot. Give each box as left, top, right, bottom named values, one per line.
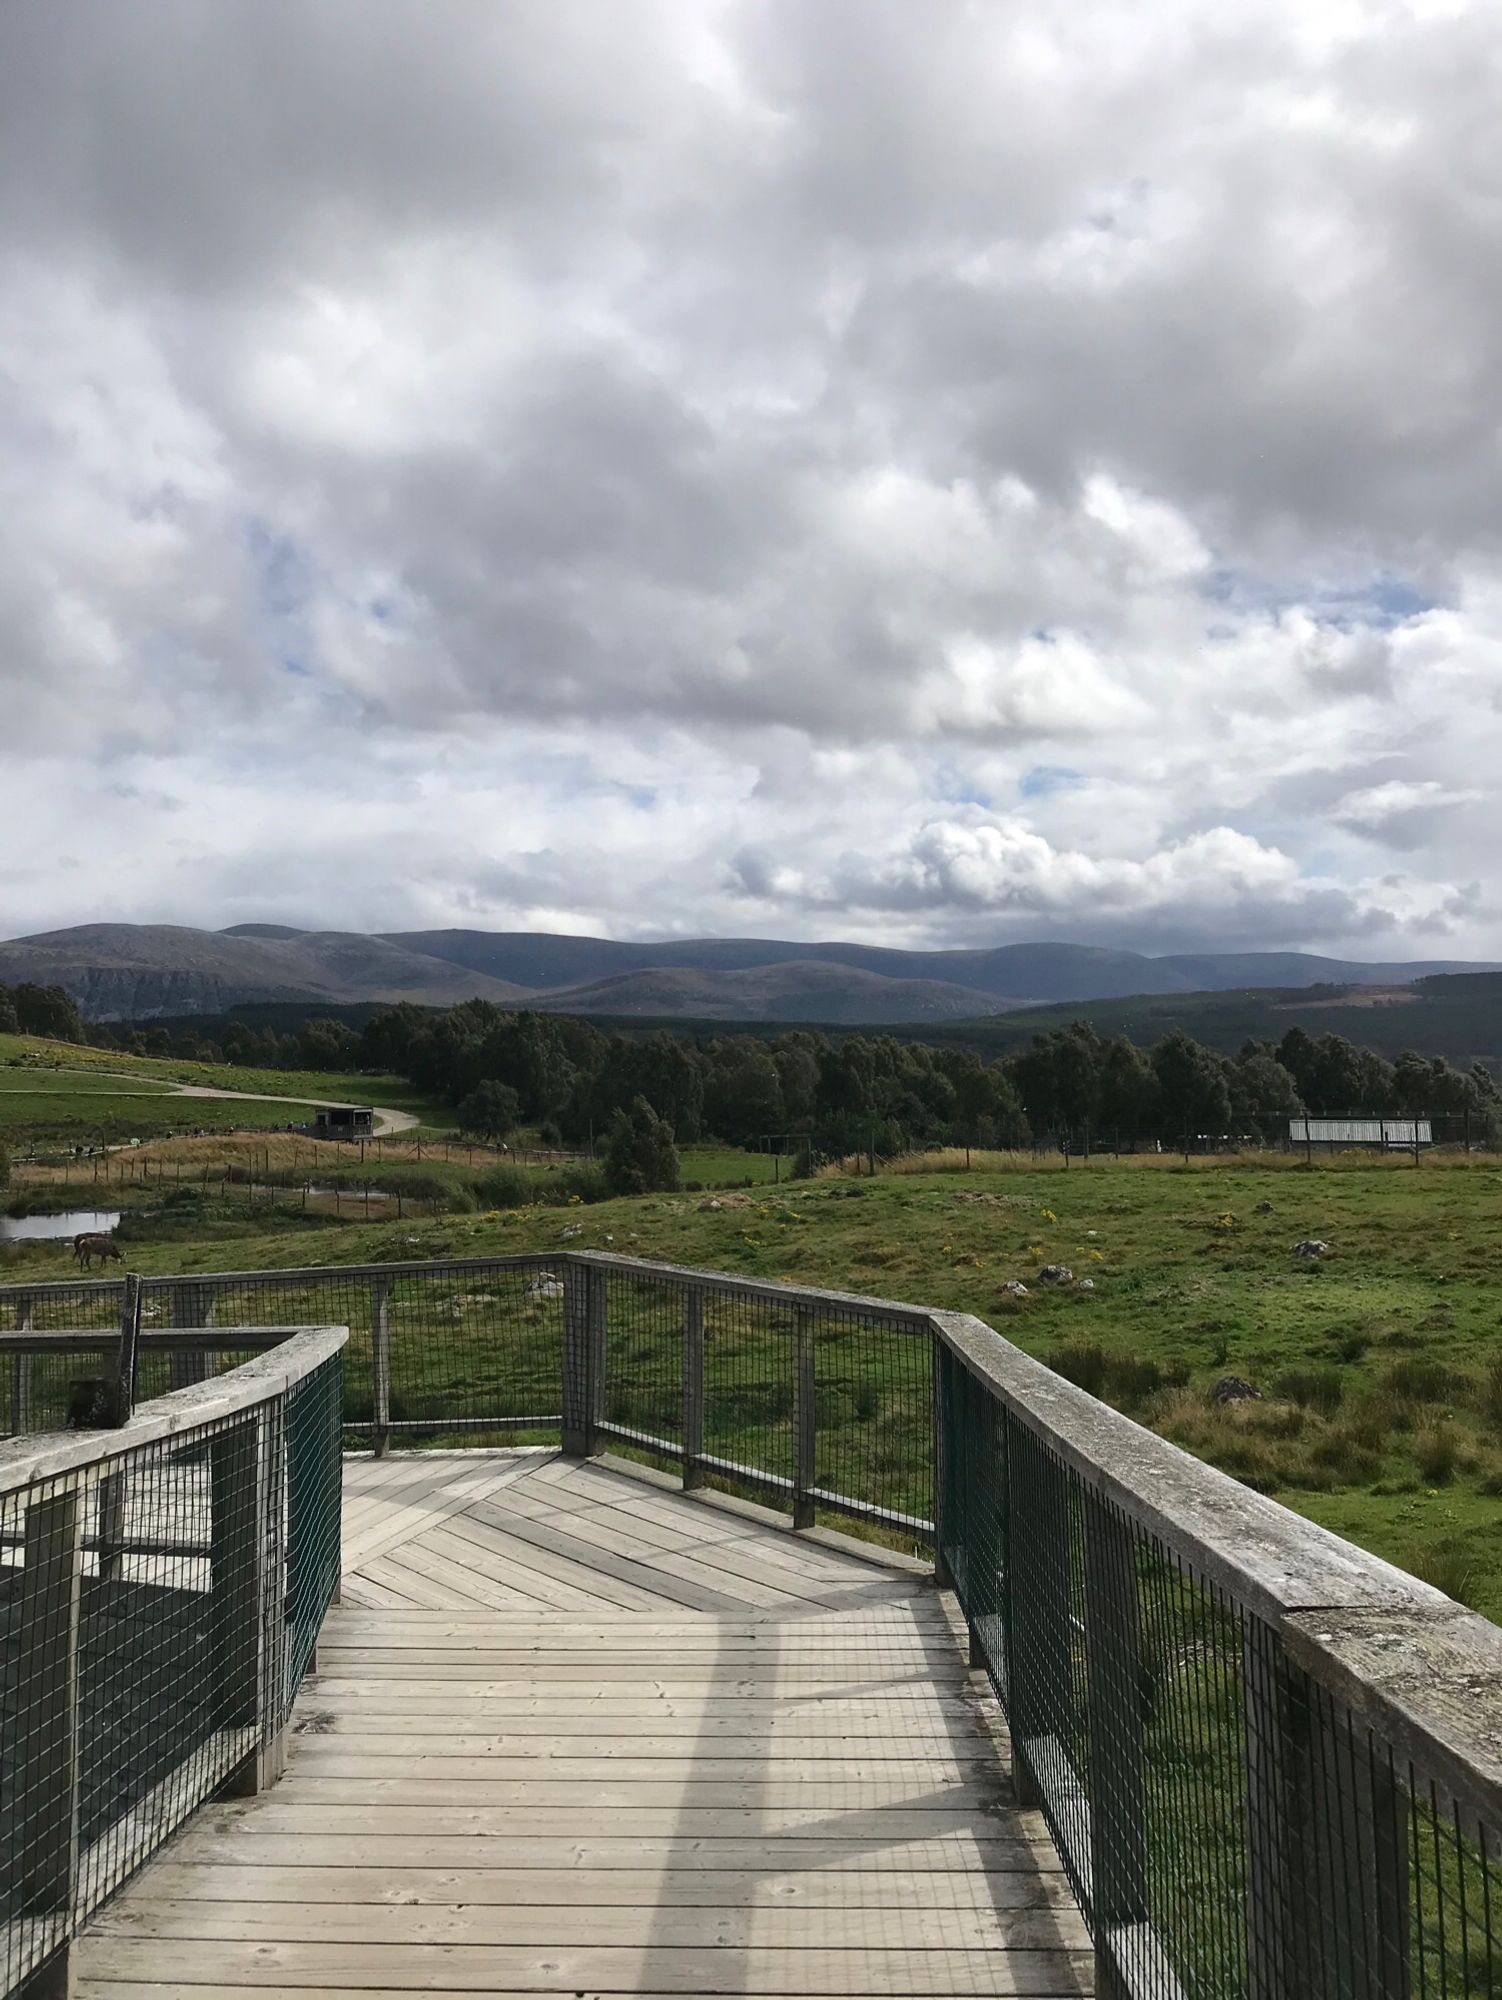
left=31, top=1064, right=423, bottom=1138
left=163, top=1083, right=421, bottom=1136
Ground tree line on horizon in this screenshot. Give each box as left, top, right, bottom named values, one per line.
left=9, top=979, right=1495, bottom=1159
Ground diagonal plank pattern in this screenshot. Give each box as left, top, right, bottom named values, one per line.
left=74, top=1449, right=1091, bottom=1997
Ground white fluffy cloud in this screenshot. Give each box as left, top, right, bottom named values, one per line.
left=2, top=0, right=1501, bottom=956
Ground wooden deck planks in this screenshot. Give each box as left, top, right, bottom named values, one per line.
left=74, top=1449, right=1090, bottom=1998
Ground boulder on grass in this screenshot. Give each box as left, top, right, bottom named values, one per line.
left=1293, top=1239, right=1330, bottom=1260
left=1039, top=1264, right=1074, bottom=1285
left=1211, top=1374, right=1262, bottom=1405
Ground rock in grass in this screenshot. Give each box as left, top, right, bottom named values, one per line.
left=1211, top=1375, right=1262, bottom=1405
left=1039, top=1263, right=1074, bottom=1285
left=1293, top=1239, right=1330, bottom=1259
left=1078, top=1277, right=1096, bottom=1291
left=526, top=1273, right=564, bottom=1300
left=1000, top=1279, right=1029, bottom=1297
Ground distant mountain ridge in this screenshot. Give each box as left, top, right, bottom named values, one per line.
left=0, top=921, right=1492, bottom=1024
left=386, top=928, right=1490, bottom=1002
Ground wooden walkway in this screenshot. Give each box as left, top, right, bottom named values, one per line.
left=74, top=1449, right=1092, bottom=1997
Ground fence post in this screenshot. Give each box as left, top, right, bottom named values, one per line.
left=682, top=1287, right=705, bottom=1491
left=15, top=1485, right=82, bottom=1996
left=12, top=1293, right=34, bottom=1436
left=1082, top=1490, right=1149, bottom=1999
left=212, top=1408, right=285, bottom=1795
left=793, top=1305, right=816, bottom=1530
left=104, top=1272, right=143, bottom=1427
left=370, top=1279, right=391, bottom=1459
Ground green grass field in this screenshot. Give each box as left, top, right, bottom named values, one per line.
left=4, top=1038, right=1501, bottom=1618
left=679, top=1144, right=784, bottom=1187
left=0, top=1033, right=448, bottom=1145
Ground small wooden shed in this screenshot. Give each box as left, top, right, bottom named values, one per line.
left=313, top=1105, right=375, bottom=1140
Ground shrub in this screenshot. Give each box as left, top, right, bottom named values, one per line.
left=473, top=1165, right=536, bottom=1209
left=1482, top=1354, right=1502, bottom=1430
left=553, top=1163, right=609, bottom=1205
left=1344, top=1392, right=1403, bottom=1452
left=1413, top=1540, right=1481, bottom=1608
left=1047, top=1342, right=1177, bottom=1406
left=1304, top=1430, right=1381, bottom=1486
left=1107, top=1354, right=1174, bottom=1405
left=1415, top=1424, right=1459, bottom=1485
left=1381, top=1358, right=1460, bottom=1403
left=1049, top=1340, right=1108, bottom=1397
left=1273, top=1366, right=1344, bottom=1416
left=604, top=1099, right=681, bottom=1197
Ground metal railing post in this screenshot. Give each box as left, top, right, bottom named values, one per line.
left=15, top=1484, right=81, bottom=1997
left=793, top=1305, right=815, bottom=1529
left=370, top=1279, right=391, bottom=1459
left=1082, top=1490, right=1149, bottom=2000
left=682, top=1287, right=705, bottom=1490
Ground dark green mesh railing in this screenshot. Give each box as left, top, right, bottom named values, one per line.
left=2, top=1256, right=1499, bottom=1997
left=935, top=1317, right=1502, bottom=2000
left=0, top=1327, right=344, bottom=1998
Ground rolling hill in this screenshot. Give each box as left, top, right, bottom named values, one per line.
left=0, top=925, right=532, bottom=1019
left=527, top=961, right=1016, bottom=1024
left=387, top=928, right=1489, bottom=1002
left=0, top=921, right=1494, bottom=1027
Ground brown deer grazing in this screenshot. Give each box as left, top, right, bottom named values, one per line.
left=73, top=1232, right=122, bottom=1270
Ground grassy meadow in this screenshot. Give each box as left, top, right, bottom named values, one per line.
left=3, top=1036, right=1502, bottom=1616
left=0, top=1032, right=448, bottom=1146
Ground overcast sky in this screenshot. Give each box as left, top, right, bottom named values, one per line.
left=3, top=0, right=1499, bottom=957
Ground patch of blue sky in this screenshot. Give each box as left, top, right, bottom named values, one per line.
left=1020, top=765, right=1082, bottom=800
left=1200, top=566, right=1438, bottom=629
left=245, top=518, right=314, bottom=619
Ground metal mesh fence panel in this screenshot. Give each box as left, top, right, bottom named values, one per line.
left=940, top=1342, right=1502, bottom=1999
left=697, top=1282, right=796, bottom=1504
left=810, top=1303, right=931, bottom=1545
left=597, top=1269, right=685, bottom=1469
left=0, top=1260, right=564, bottom=1448
left=284, top=1352, right=342, bottom=1699
left=0, top=1330, right=344, bottom=1998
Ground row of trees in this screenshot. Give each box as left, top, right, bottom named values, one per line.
left=348, top=1004, right=1502, bottom=1158
left=9, top=976, right=1498, bottom=1159
left=0, top=982, right=87, bottom=1042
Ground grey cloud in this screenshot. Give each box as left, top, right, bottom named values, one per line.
left=3, top=1, right=1501, bottom=955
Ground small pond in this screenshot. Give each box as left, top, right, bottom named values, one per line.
left=0, top=1209, right=122, bottom=1243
